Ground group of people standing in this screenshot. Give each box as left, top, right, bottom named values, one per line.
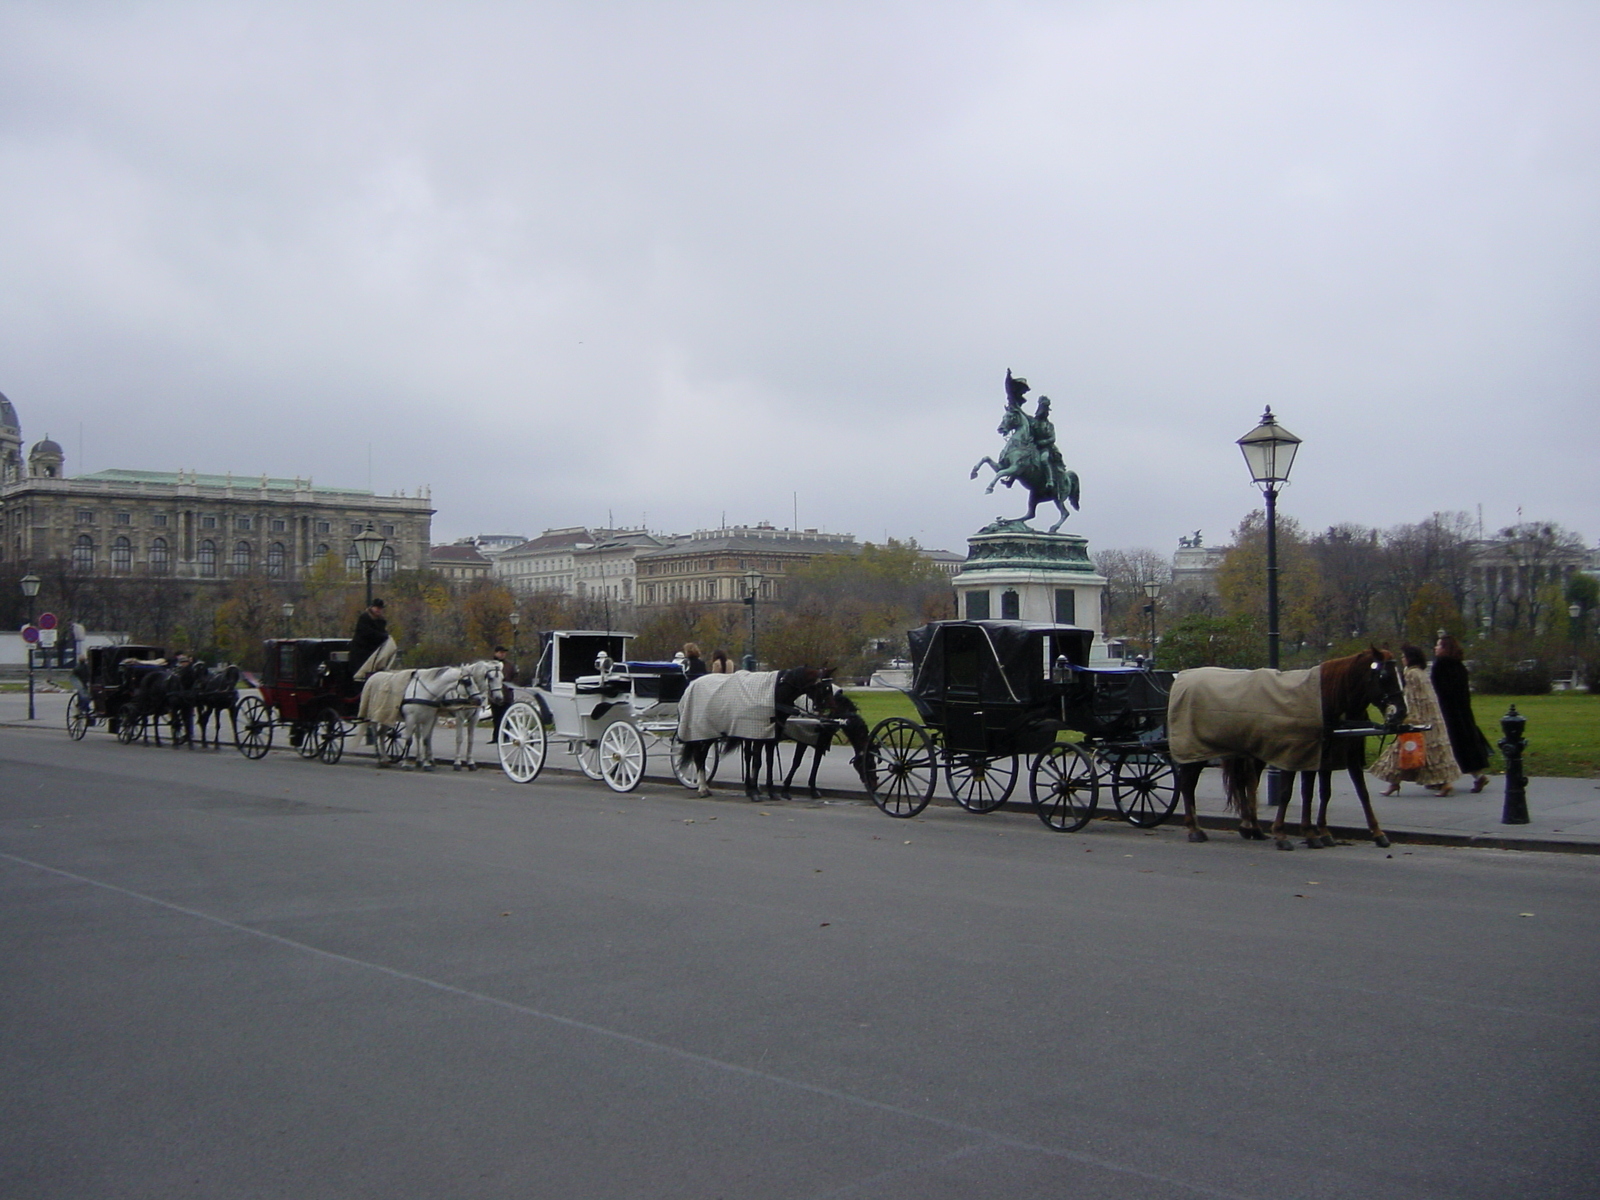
left=1370, top=633, right=1494, bottom=798
left=679, top=643, right=734, bottom=680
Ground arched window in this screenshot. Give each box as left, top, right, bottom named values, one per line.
left=150, top=538, right=169, bottom=575
left=233, top=541, right=252, bottom=575
left=345, top=545, right=360, bottom=573
left=377, top=546, right=397, bottom=582
left=111, top=536, right=132, bottom=574
left=267, top=542, right=286, bottom=579
left=1001, top=589, right=1020, bottom=620
left=198, top=539, right=217, bottom=577
left=72, top=534, right=94, bottom=573
left=315, top=542, right=330, bottom=562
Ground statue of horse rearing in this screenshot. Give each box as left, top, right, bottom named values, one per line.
left=969, top=370, right=1080, bottom=533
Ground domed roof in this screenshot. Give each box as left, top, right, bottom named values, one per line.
left=31, top=437, right=63, bottom=456
left=0, top=391, right=17, bottom=432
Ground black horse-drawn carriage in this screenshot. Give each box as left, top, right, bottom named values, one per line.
left=867, top=620, right=1177, bottom=832
left=66, top=643, right=168, bottom=743
left=234, top=638, right=404, bottom=764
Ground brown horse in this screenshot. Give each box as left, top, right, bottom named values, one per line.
left=1172, top=648, right=1405, bottom=847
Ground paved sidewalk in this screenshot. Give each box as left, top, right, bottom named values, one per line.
left=7, top=686, right=1596, bottom=852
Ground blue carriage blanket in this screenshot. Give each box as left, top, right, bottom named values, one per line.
left=1167, top=665, right=1325, bottom=773
left=677, top=671, right=779, bottom=742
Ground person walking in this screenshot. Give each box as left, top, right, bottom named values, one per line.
left=1432, top=632, right=1493, bottom=793
left=1370, top=644, right=1461, bottom=796
left=682, top=642, right=708, bottom=681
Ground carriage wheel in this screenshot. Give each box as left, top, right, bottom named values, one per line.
left=315, top=707, right=347, bottom=765
left=1109, top=752, right=1178, bottom=828
left=66, top=699, right=89, bottom=741
left=946, top=753, right=1020, bottom=813
left=116, top=702, right=144, bottom=746
left=295, top=718, right=322, bottom=759
left=1031, top=743, right=1099, bottom=832
left=598, top=721, right=646, bottom=793
left=867, top=718, right=938, bottom=818
left=234, top=697, right=273, bottom=760
left=497, top=702, right=547, bottom=784
left=670, top=737, right=721, bottom=789
left=377, top=723, right=410, bottom=764
left=575, top=739, right=605, bottom=780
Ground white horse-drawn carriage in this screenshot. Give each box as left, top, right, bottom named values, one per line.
left=495, top=630, right=710, bottom=792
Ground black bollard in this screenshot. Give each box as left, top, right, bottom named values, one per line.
left=1499, top=706, right=1529, bottom=825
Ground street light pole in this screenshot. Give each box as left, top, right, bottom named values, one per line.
left=20, top=573, right=41, bottom=721
left=743, top=569, right=763, bottom=670
left=352, top=524, right=387, bottom=607
left=509, top=608, right=521, bottom=661
left=1143, top=580, right=1162, bottom=668
left=281, top=601, right=295, bottom=638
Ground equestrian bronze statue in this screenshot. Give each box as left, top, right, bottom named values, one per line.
left=969, top=369, right=1081, bottom=533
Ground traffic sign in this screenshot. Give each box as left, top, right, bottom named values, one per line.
left=39, top=629, right=57, bottom=647
left=38, top=613, right=58, bottom=630
left=21, top=626, right=39, bottom=644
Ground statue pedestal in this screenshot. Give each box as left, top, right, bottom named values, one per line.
left=953, top=528, right=1110, bottom=657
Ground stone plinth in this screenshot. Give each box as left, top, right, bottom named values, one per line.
left=953, top=528, right=1109, bottom=655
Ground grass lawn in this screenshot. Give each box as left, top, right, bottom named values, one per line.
left=847, top=687, right=1600, bottom=779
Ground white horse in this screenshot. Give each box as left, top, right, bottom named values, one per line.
left=398, top=661, right=502, bottom=772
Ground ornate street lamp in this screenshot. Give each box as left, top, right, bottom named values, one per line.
left=352, top=523, right=387, bottom=607
left=1237, top=408, right=1301, bottom=671
left=20, top=573, right=40, bottom=721
left=281, top=601, right=295, bottom=637
left=1142, top=580, right=1162, bottom=667
left=743, top=569, right=763, bottom=670
left=508, top=608, right=521, bottom=659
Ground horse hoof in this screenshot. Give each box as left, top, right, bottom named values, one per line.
left=467, top=763, right=478, bottom=772
left=1374, top=833, right=1391, bottom=848
left=423, top=764, right=434, bottom=773
left=1187, top=829, right=1209, bottom=843
left=1318, top=835, right=1336, bottom=849
left=452, top=763, right=461, bottom=772
left=1275, top=838, right=1294, bottom=851
left=697, top=788, right=711, bottom=799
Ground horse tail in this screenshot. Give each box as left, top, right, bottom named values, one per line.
left=1220, top=756, right=1262, bottom=813
left=1067, top=470, right=1081, bottom=510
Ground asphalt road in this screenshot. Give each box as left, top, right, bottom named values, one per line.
left=3, top=724, right=1597, bottom=1200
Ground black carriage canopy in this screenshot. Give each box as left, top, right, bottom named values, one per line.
left=907, top=621, right=1093, bottom=706
left=87, top=644, right=165, bottom=686
left=260, top=638, right=353, bottom=689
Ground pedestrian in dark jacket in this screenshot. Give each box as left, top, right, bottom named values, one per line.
left=1431, top=633, right=1492, bottom=793
left=682, top=642, right=708, bottom=681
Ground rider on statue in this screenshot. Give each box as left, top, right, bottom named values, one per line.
left=970, top=369, right=1081, bottom=533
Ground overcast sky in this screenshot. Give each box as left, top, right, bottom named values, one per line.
left=3, top=1, right=1596, bottom=558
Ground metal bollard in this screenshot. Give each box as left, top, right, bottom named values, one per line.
left=1499, top=706, right=1529, bottom=825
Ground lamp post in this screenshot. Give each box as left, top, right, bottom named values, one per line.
left=1238, top=407, right=1301, bottom=813
left=281, top=601, right=295, bottom=637
left=352, top=523, right=387, bottom=607
left=20, top=573, right=41, bottom=721
left=1237, top=408, right=1302, bottom=670
left=508, top=608, right=521, bottom=660
left=1142, top=580, right=1162, bottom=668
left=743, top=569, right=763, bottom=670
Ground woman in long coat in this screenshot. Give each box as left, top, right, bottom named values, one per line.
left=1370, top=645, right=1461, bottom=796
left=1431, top=633, right=1493, bottom=793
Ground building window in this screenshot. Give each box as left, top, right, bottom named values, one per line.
left=112, top=536, right=132, bottom=573
left=267, top=542, right=286, bottom=579
left=114, top=512, right=131, bottom=526
left=150, top=538, right=169, bottom=575
left=350, top=522, right=364, bottom=536
left=201, top=515, right=217, bottom=529
left=345, top=545, right=361, bottom=573
left=270, top=518, right=286, bottom=533
left=73, top=534, right=94, bottom=572
left=315, top=542, right=330, bottom=561
left=316, top=520, right=330, bottom=534
left=381, top=524, right=394, bottom=537
left=152, top=513, right=169, bottom=527
left=1000, top=589, right=1020, bottom=620
left=236, top=516, right=252, bottom=531
left=965, top=590, right=990, bottom=620
left=232, top=541, right=252, bottom=574
left=377, top=546, right=397, bottom=582
left=77, top=510, right=95, bottom=525
left=1054, top=589, right=1076, bottom=625
left=198, top=539, right=217, bottom=577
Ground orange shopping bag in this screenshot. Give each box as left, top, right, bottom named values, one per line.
left=1397, top=732, right=1426, bottom=771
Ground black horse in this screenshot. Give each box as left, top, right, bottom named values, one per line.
left=192, top=663, right=242, bottom=748
left=677, top=667, right=878, bottom=801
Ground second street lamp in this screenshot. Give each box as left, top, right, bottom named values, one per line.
left=509, top=608, right=521, bottom=660
left=281, top=601, right=295, bottom=637
left=20, top=573, right=41, bottom=721
left=743, top=569, right=763, bottom=670
left=1143, top=580, right=1162, bottom=667
left=352, top=524, right=387, bottom=606
left=1237, top=407, right=1301, bottom=671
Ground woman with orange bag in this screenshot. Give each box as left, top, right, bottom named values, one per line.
left=1370, top=644, right=1462, bottom=796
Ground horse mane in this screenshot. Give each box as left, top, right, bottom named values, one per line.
left=1319, top=646, right=1392, bottom=721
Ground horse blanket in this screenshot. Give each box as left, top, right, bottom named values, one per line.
left=677, top=671, right=779, bottom=742
left=1167, top=665, right=1325, bottom=773
left=357, top=668, right=417, bottom=729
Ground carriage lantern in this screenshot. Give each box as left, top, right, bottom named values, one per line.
left=20, top=573, right=40, bottom=721
left=352, top=523, right=387, bottom=606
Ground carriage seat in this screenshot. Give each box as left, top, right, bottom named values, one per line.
left=575, top=673, right=631, bottom=697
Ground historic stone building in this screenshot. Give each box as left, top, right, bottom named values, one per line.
left=635, top=525, right=859, bottom=608
left=0, top=391, right=433, bottom=581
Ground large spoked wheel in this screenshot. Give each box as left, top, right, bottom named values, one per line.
left=1031, top=743, right=1099, bottom=832
left=497, top=702, right=547, bottom=784
left=598, top=721, right=646, bottom=793
left=315, top=708, right=347, bottom=765
left=116, top=702, right=144, bottom=746
left=575, top=739, right=605, bottom=780
left=294, top=718, right=321, bottom=760
left=234, top=696, right=273, bottom=759
left=66, top=699, right=89, bottom=741
left=867, top=717, right=938, bottom=818
left=946, top=753, right=1019, bottom=813
left=376, top=723, right=410, bottom=764
left=1109, top=751, right=1178, bottom=828
left=670, top=737, right=721, bottom=789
